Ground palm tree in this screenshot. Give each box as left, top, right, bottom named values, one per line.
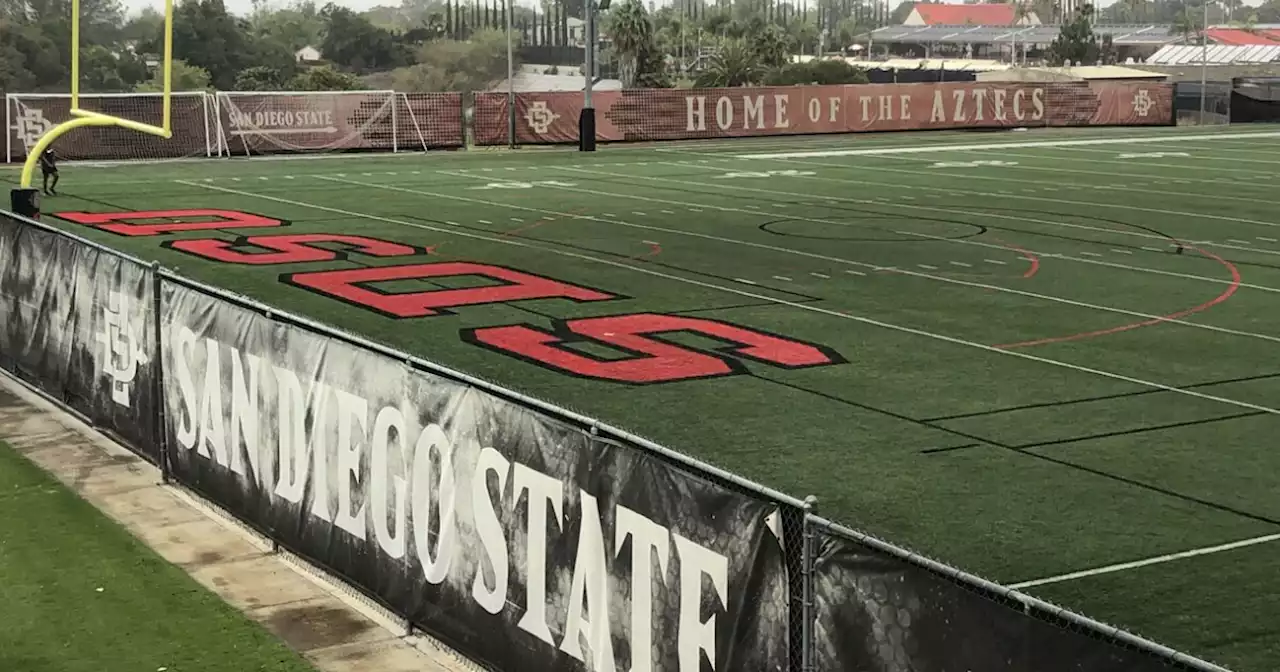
left=1169, top=6, right=1199, bottom=43
left=1221, top=0, right=1244, bottom=23
left=696, top=38, right=763, bottom=87
left=605, top=0, right=654, bottom=87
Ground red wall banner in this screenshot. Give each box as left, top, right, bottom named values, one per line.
left=472, top=81, right=1174, bottom=145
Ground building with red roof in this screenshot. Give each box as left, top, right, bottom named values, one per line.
left=1204, top=27, right=1280, bottom=45
left=902, top=2, right=1040, bottom=27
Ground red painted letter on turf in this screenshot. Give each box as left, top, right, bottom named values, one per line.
left=283, top=262, right=616, bottom=318
left=166, top=234, right=420, bottom=265
left=56, top=209, right=284, bottom=237
left=465, top=313, right=843, bottom=384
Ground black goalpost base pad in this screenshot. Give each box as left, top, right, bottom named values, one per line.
left=10, top=188, right=40, bottom=219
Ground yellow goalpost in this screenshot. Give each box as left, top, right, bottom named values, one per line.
left=15, top=0, right=175, bottom=198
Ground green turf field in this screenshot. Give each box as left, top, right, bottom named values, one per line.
left=0, top=440, right=316, bottom=672
left=13, top=124, right=1280, bottom=670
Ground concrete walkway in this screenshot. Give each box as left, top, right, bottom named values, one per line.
left=0, top=373, right=476, bottom=672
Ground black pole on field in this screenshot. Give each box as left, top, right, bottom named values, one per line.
left=580, top=0, right=605, bottom=152
left=10, top=188, right=40, bottom=220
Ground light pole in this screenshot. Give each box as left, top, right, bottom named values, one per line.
left=580, top=0, right=608, bottom=151
left=507, top=0, right=516, bottom=148
left=1199, top=0, right=1209, bottom=124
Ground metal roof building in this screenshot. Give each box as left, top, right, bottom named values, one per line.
left=870, top=23, right=1179, bottom=47
left=1146, top=44, right=1280, bottom=65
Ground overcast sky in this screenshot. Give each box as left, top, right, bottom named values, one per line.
left=119, top=0, right=1266, bottom=19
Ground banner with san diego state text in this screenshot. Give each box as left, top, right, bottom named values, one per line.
left=159, top=277, right=791, bottom=672
left=0, top=212, right=160, bottom=462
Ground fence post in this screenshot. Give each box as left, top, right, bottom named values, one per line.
left=801, top=495, right=818, bottom=672
left=151, top=262, right=170, bottom=484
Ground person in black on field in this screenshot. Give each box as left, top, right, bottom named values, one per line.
left=40, top=148, right=59, bottom=196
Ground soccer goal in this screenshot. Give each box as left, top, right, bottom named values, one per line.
left=6, top=92, right=218, bottom=164
left=214, top=90, right=438, bottom=156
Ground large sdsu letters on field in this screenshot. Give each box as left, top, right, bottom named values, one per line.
left=160, top=280, right=791, bottom=672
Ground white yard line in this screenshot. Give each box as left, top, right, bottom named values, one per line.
left=735, top=130, right=1280, bottom=159
left=858, top=153, right=1278, bottom=198
left=672, top=160, right=1280, bottom=229
left=989, top=149, right=1278, bottom=177
left=902, top=230, right=1280, bottom=296
left=1009, top=532, right=1280, bottom=590
left=1055, top=144, right=1280, bottom=166
left=181, top=177, right=1280, bottom=421
left=547, top=164, right=1280, bottom=292
left=562, top=166, right=1139, bottom=254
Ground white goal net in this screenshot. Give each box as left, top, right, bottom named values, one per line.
left=6, top=91, right=216, bottom=164
left=5, top=90, right=465, bottom=163
left=216, top=90, right=434, bottom=156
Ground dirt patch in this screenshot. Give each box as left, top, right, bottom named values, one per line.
left=266, top=602, right=378, bottom=652
left=190, top=550, right=227, bottom=568
left=0, top=388, right=23, bottom=410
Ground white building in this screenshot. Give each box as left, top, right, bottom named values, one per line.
left=295, top=46, right=323, bottom=63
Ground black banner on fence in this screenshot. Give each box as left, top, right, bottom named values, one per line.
left=159, top=278, right=791, bottom=672
left=0, top=212, right=160, bottom=461
left=811, top=527, right=1185, bottom=672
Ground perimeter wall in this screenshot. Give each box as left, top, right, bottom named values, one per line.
left=5, top=80, right=1175, bottom=162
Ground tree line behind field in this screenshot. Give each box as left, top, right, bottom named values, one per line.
left=1, top=0, right=1271, bottom=96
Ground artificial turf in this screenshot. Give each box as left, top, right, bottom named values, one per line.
left=12, top=124, right=1280, bottom=670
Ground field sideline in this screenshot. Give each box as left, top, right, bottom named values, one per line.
left=10, top=123, right=1280, bottom=669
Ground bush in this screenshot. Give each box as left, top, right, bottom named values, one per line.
left=762, top=59, right=869, bottom=86
left=389, top=30, right=516, bottom=93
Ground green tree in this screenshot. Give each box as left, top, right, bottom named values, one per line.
left=234, top=64, right=288, bottom=90
left=1256, top=0, right=1280, bottom=22
left=0, top=19, right=62, bottom=90
left=245, top=30, right=300, bottom=76
left=604, top=0, right=668, bottom=88
left=1049, top=4, right=1099, bottom=65
left=695, top=37, right=762, bottom=87
left=831, top=16, right=862, bottom=51
left=390, top=28, right=515, bottom=92
left=762, top=58, right=868, bottom=85
left=290, top=63, right=361, bottom=90
left=121, top=7, right=163, bottom=45
left=23, top=0, right=125, bottom=46
left=156, top=0, right=248, bottom=90
left=134, top=57, right=211, bottom=91
left=248, top=0, right=324, bottom=51
left=1169, top=4, right=1202, bottom=43
left=78, top=43, right=148, bottom=91
left=752, top=22, right=792, bottom=68
left=319, top=3, right=409, bottom=71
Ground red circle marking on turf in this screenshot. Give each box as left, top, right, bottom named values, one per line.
left=998, top=240, right=1041, bottom=279
left=993, top=244, right=1242, bottom=350
left=629, top=241, right=663, bottom=260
